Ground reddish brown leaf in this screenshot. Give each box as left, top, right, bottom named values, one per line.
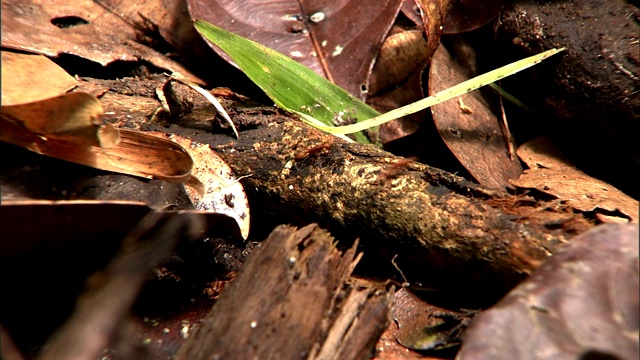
left=458, top=223, right=640, bottom=360
left=428, top=44, right=522, bottom=190
left=1, top=0, right=201, bottom=82
left=187, top=0, right=403, bottom=99
left=400, top=0, right=423, bottom=26
left=443, top=0, right=506, bottom=34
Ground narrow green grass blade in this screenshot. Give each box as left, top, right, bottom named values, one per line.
left=309, top=47, right=565, bottom=135
left=194, top=19, right=379, bottom=143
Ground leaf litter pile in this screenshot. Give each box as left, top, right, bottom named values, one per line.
left=1, top=0, right=638, bottom=359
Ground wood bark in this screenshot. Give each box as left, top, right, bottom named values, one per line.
left=93, top=78, right=595, bottom=296
left=179, top=110, right=594, bottom=296
left=175, top=224, right=392, bottom=360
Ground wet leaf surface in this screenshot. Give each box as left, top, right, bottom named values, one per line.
left=458, top=223, right=640, bottom=360
left=187, top=0, right=403, bottom=100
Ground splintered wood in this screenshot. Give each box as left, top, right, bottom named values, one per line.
left=176, top=224, right=392, bottom=360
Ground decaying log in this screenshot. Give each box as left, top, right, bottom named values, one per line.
left=90, top=77, right=594, bottom=296
left=181, top=113, right=594, bottom=295
left=175, top=224, right=392, bottom=360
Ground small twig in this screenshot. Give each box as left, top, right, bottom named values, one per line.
left=391, top=254, right=409, bottom=286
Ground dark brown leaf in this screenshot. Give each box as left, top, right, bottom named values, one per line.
left=428, top=43, right=522, bottom=190
left=187, top=0, right=403, bottom=99
left=443, top=0, right=505, bottom=34
left=458, top=223, right=640, bottom=360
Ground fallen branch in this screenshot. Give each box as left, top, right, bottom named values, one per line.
left=199, top=113, right=594, bottom=295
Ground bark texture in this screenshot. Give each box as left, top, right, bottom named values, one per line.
left=175, top=224, right=391, bottom=360
left=180, top=112, right=594, bottom=295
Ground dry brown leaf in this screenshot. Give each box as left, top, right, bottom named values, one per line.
left=458, top=223, right=639, bottom=360
left=369, top=29, right=430, bottom=97
left=163, top=134, right=251, bottom=240
left=1, top=51, right=77, bottom=106
left=0, top=117, right=193, bottom=183
left=367, top=28, right=431, bottom=143
left=415, top=0, right=451, bottom=61
left=1, top=92, right=118, bottom=147
left=510, top=137, right=638, bottom=223
left=0, top=0, right=201, bottom=83
left=429, top=44, right=522, bottom=190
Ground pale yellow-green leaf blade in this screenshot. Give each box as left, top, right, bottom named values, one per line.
left=312, top=47, right=566, bottom=135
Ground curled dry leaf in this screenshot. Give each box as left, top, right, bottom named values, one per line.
left=368, top=29, right=430, bottom=97
left=1, top=50, right=78, bottom=106
left=415, top=0, right=451, bottom=62
left=510, top=137, right=638, bottom=223
left=402, top=0, right=506, bottom=34
left=392, top=288, right=476, bottom=351
left=368, top=28, right=430, bottom=143
left=188, top=0, right=403, bottom=99
left=0, top=115, right=193, bottom=183
left=457, top=223, right=639, bottom=360
left=1, top=92, right=119, bottom=148
left=429, top=44, right=522, bottom=190
left=162, top=133, right=251, bottom=240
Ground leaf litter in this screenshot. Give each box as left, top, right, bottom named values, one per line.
left=1, top=1, right=638, bottom=359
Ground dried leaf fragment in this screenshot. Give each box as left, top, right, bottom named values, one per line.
left=164, top=134, right=250, bottom=240
left=0, top=116, right=193, bottom=183
left=511, top=137, right=638, bottom=223
left=1, top=50, right=77, bottom=106
left=1, top=92, right=117, bottom=148
left=1, top=0, right=202, bottom=82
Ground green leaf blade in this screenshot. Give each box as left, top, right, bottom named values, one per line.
left=194, top=19, right=380, bottom=143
